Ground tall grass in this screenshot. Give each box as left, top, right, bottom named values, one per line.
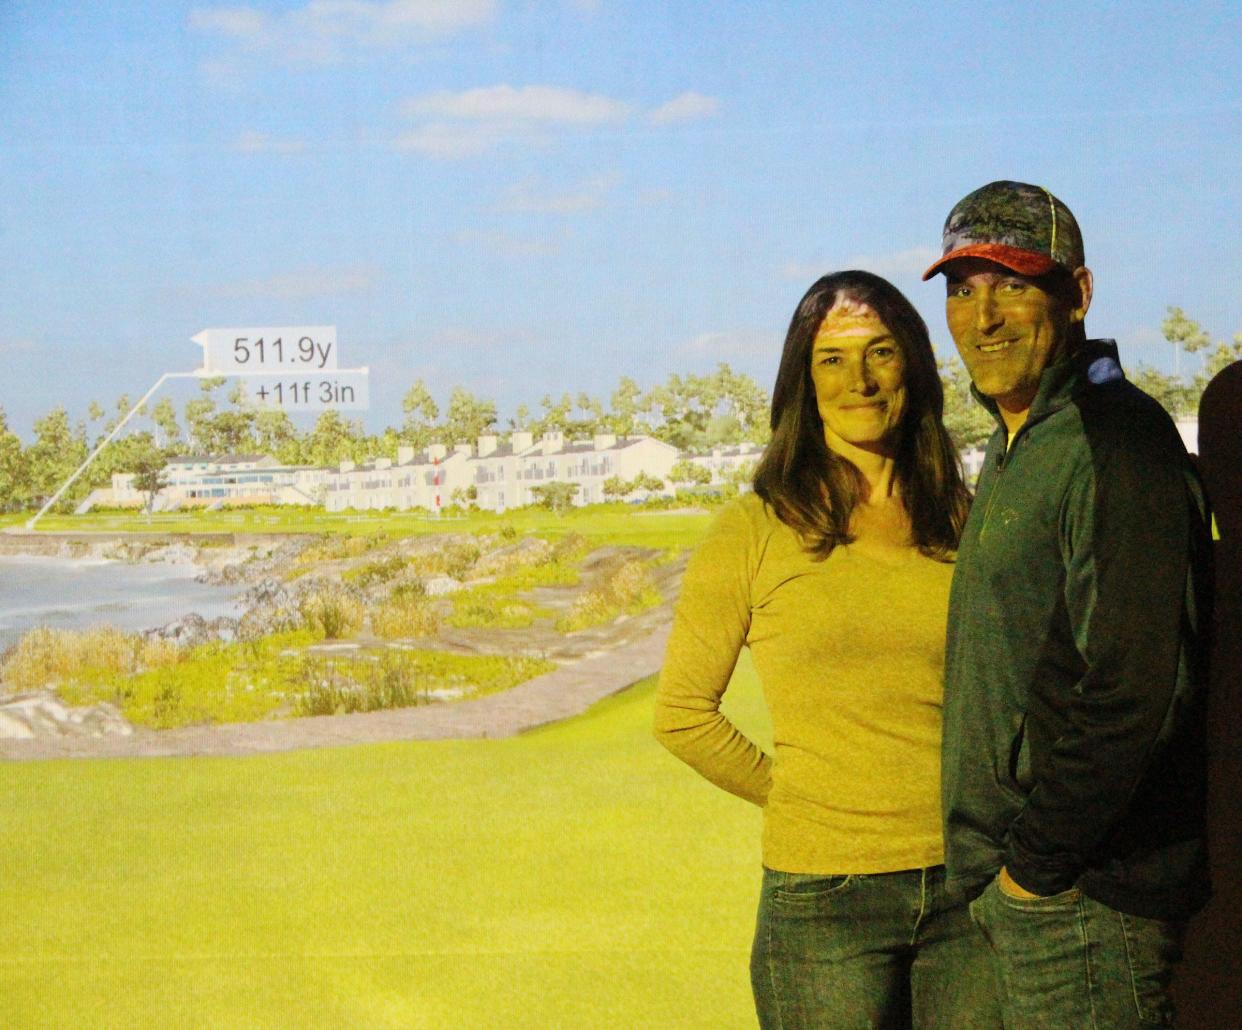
left=371, top=586, right=443, bottom=639
left=556, top=558, right=663, bottom=632
left=0, top=626, right=179, bottom=694
left=295, top=650, right=556, bottom=716
left=298, top=587, right=365, bottom=639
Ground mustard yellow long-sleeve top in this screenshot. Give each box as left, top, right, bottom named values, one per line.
left=654, top=492, right=954, bottom=874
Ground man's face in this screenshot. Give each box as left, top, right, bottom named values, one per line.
left=944, top=258, right=1086, bottom=421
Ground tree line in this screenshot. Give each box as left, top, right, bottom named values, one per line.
left=1, top=311, right=1236, bottom=514
left=0, top=363, right=769, bottom=512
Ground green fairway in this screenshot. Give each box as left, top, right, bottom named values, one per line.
left=20, top=502, right=716, bottom=550
left=0, top=653, right=771, bottom=1029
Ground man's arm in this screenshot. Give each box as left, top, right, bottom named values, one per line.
left=1004, top=422, right=1204, bottom=897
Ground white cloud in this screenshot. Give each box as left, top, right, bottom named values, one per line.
left=189, top=0, right=496, bottom=66
left=403, top=85, right=631, bottom=124
left=397, top=84, right=631, bottom=158
left=648, top=91, right=720, bottom=125
left=235, top=130, right=306, bottom=154
left=499, top=174, right=619, bottom=214
left=394, top=122, right=518, bottom=159
left=205, top=265, right=381, bottom=301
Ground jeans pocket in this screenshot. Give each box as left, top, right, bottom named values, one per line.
left=1119, top=912, right=1184, bottom=1025
left=769, top=871, right=857, bottom=913
left=994, top=877, right=1081, bottom=910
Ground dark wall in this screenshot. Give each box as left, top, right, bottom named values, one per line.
left=1174, top=361, right=1242, bottom=1026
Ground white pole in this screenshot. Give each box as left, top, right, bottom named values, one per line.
left=25, top=371, right=204, bottom=530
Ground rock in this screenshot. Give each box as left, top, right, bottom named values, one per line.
left=472, top=537, right=553, bottom=577
left=142, top=542, right=199, bottom=566
left=424, top=575, right=464, bottom=597
left=237, top=604, right=302, bottom=642
left=235, top=577, right=303, bottom=641
left=0, top=691, right=133, bottom=739
left=146, top=612, right=239, bottom=648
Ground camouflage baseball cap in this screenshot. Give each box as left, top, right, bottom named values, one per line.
left=922, top=180, right=1084, bottom=280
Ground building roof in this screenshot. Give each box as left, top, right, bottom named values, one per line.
left=167, top=453, right=274, bottom=467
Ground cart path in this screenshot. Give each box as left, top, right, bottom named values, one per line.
left=0, top=618, right=672, bottom=762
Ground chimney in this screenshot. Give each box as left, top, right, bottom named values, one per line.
left=511, top=432, right=533, bottom=452
left=339, top=460, right=355, bottom=473
left=542, top=430, right=564, bottom=454
left=397, top=446, right=414, bottom=465
left=375, top=458, right=391, bottom=470
left=454, top=443, right=473, bottom=457
left=428, top=444, right=447, bottom=461
left=477, top=434, right=498, bottom=457
left=592, top=433, right=617, bottom=451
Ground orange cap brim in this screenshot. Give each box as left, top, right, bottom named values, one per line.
left=922, top=242, right=1058, bottom=281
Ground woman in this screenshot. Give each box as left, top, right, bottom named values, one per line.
left=654, top=270, right=1000, bottom=1028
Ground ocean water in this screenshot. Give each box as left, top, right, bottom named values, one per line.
left=0, top=556, right=244, bottom=651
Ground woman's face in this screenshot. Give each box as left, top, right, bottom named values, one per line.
left=809, top=297, right=907, bottom=457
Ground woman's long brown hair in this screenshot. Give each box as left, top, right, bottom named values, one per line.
left=753, top=270, right=970, bottom=559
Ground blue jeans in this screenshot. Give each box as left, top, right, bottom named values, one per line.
left=968, top=876, right=1185, bottom=1028
left=750, top=865, right=1002, bottom=1029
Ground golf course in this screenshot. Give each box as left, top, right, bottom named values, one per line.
left=0, top=505, right=773, bottom=1028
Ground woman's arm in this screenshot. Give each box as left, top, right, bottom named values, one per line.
left=653, top=500, right=773, bottom=806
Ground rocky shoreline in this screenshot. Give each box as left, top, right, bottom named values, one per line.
left=0, top=529, right=686, bottom=753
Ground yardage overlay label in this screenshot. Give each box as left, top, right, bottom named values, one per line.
left=191, top=325, right=368, bottom=412
left=243, top=371, right=370, bottom=411
left=192, top=326, right=338, bottom=373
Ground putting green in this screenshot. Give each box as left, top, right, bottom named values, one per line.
left=0, top=652, right=772, bottom=1028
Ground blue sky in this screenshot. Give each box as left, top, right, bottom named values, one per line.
left=2, top=0, right=1240, bottom=438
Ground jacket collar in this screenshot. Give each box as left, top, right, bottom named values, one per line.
left=970, top=339, right=1123, bottom=434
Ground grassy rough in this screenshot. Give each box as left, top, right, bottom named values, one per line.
left=556, top=558, right=664, bottom=633
left=54, top=630, right=317, bottom=728
left=298, top=587, right=365, bottom=639
left=370, top=592, right=443, bottom=639
left=295, top=649, right=555, bottom=716
left=0, top=656, right=771, bottom=1028
left=24, top=501, right=715, bottom=549
left=1, top=626, right=179, bottom=694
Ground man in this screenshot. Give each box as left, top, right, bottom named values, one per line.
left=925, top=180, right=1212, bottom=1027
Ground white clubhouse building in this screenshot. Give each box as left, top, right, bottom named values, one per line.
left=107, top=434, right=763, bottom=514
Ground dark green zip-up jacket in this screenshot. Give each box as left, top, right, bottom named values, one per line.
left=943, top=339, right=1212, bottom=921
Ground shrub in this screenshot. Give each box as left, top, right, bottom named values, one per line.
left=530, top=481, right=579, bottom=513
left=295, top=533, right=386, bottom=567
left=449, top=595, right=543, bottom=629
left=443, top=541, right=481, bottom=580
left=344, top=555, right=409, bottom=588
left=299, top=588, right=364, bottom=639
left=294, top=649, right=556, bottom=716
left=54, top=630, right=316, bottom=728
left=555, top=558, right=663, bottom=633
left=1, top=626, right=179, bottom=694
left=372, top=593, right=442, bottom=638
left=389, top=578, right=427, bottom=600
left=409, top=539, right=481, bottom=580
left=549, top=533, right=588, bottom=564
left=296, top=653, right=426, bottom=716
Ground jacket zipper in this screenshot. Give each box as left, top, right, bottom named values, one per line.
left=977, top=439, right=1011, bottom=544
